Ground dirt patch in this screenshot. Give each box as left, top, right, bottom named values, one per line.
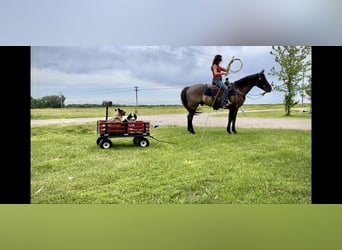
left=31, top=112, right=311, bottom=130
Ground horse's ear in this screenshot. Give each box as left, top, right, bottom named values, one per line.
left=260, top=69, right=265, bottom=74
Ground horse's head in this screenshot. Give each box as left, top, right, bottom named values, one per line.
left=255, top=69, right=272, bottom=93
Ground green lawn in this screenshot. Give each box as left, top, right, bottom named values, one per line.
left=31, top=122, right=311, bottom=204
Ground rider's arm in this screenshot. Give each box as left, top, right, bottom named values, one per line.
left=213, top=64, right=227, bottom=76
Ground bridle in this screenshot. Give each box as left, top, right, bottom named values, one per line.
left=232, top=73, right=269, bottom=99
left=248, top=74, right=268, bottom=98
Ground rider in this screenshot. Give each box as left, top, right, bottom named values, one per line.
left=211, top=54, right=230, bottom=108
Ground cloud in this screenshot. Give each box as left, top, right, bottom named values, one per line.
left=31, top=46, right=309, bottom=105
left=2, top=0, right=341, bottom=45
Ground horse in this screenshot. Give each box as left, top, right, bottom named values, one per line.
left=180, top=69, right=272, bottom=134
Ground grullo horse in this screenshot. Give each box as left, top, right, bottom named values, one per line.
left=180, top=70, right=272, bottom=134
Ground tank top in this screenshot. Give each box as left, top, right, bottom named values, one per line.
left=212, top=64, right=222, bottom=80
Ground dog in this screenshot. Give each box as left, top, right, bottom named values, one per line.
left=123, top=112, right=137, bottom=122
left=109, top=108, right=126, bottom=122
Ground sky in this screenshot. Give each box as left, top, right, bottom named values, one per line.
left=2, top=1, right=338, bottom=106
left=1, top=1, right=340, bottom=45
left=30, top=46, right=311, bottom=105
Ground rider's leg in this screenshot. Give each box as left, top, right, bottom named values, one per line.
left=213, top=78, right=229, bottom=107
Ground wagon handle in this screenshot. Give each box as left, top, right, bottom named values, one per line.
left=102, top=100, right=113, bottom=121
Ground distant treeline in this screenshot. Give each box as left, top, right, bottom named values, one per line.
left=31, top=95, right=181, bottom=108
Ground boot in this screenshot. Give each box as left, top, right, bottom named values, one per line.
left=222, top=101, right=230, bottom=109
left=222, top=99, right=233, bottom=109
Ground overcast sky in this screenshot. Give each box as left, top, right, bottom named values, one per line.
left=30, top=46, right=308, bottom=105
left=2, top=0, right=335, bottom=106
left=1, top=1, right=340, bottom=45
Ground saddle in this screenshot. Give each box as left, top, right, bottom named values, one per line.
left=204, top=84, right=221, bottom=97
left=205, top=78, right=235, bottom=97
left=204, top=79, right=235, bottom=110
left=204, top=84, right=222, bottom=110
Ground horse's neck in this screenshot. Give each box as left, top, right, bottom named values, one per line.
left=234, top=82, right=253, bottom=96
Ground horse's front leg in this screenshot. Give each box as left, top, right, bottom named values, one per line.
left=231, top=108, right=238, bottom=134
left=226, top=110, right=232, bottom=134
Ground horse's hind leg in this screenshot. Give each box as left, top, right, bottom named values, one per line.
left=187, top=112, right=195, bottom=134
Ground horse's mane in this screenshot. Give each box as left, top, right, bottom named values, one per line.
left=233, top=73, right=259, bottom=88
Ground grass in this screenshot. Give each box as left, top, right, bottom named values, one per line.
left=30, top=105, right=188, bottom=119
left=214, top=107, right=311, bottom=119
left=31, top=122, right=311, bottom=204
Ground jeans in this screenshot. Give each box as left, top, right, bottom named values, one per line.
left=213, top=78, right=228, bottom=106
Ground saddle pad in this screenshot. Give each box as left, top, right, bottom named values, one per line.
left=204, top=84, right=220, bottom=96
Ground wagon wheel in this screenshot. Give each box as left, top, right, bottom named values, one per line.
left=133, top=137, right=141, bottom=145
left=138, top=138, right=149, bottom=147
left=96, top=137, right=104, bottom=145
left=99, top=138, right=112, bottom=149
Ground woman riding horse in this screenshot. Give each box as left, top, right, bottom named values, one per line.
left=211, top=54, right=230, bottom=109
left=180, top=69, right=272, bottom=134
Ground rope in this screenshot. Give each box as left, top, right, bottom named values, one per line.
left=199, top=110, right=212, bottom=142
left=199, top=89, right=221, bottom=142
left=149, top=135, right=176, bottom=145
left=226, top=57, right=243, bottom=74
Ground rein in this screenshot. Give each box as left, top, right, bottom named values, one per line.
left=246, top=91, right=267, bottom=99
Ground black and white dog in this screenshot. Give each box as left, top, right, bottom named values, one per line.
left=123, top=112, right=137, bottom=122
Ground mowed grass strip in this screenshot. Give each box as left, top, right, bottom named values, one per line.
left=31, top=123, right=311, bottom=204
left=30, top=105, right=188, bottom=119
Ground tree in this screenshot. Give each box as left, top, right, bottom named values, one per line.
left=304, top=75, right=312, bottom=113
left=297, top=68, right=312, bottom=113
left=31, top=95, right=66, bottom=108
left=269, top=46, right=311, bottom=116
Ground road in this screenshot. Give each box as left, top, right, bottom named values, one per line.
left=31, top=112, right=311, bottom=130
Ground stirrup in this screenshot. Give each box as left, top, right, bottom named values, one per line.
left=222, top=102, right=232, bottom=109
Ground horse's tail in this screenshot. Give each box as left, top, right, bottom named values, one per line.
left=180, top=86, right=201, bottom=115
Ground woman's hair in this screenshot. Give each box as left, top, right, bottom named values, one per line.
left=211, top=54, right=222, bottom=70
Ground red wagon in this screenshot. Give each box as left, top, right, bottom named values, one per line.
left=96, top=101, right=151, bottom=149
